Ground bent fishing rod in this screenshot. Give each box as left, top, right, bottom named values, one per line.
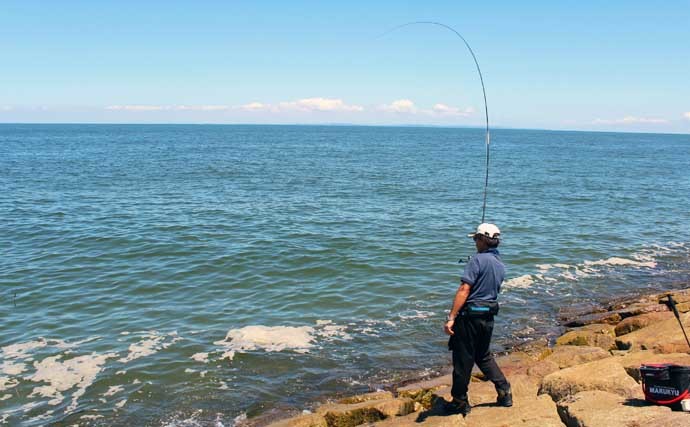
left=379, top=21, right=491, bottom=225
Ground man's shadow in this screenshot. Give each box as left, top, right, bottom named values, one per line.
left=413, top=396, right=505, bottom=422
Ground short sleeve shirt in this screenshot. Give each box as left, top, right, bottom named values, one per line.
left=461, top=248, right=505, bottom=303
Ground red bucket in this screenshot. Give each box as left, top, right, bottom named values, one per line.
left=640, top=363, right=690, bottom=407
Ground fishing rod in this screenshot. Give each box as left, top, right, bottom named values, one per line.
left=378, top=21, right=491, bottom=224
left=663, top=293, right=690, bottom=351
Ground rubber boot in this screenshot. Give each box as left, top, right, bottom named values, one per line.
left=445, top=396, right=471, bottom=416
left=496, top=387, right=513, bottom=407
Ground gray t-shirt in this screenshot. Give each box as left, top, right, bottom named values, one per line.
left=460, top=248, right=505, bottom=303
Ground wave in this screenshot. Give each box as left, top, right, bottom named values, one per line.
left=503, top=242, right=689, bottom=290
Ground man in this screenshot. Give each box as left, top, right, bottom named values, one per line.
left=443, top=223, right=512, bottom=416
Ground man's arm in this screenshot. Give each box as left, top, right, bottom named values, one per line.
left=444, top=283, right=471, bottom=336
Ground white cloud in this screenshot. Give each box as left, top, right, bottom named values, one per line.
left=240, top=102, right=271, bottom=112
left=378, top=99, right=417, bottom=113
left=592, top=116, right=669, bottom=125
left=106, top=105, right=166, bottom=111
left=277, top=98, right=363, bottom=112
left=683, top=112, right=690, bottom=120
left=175, top=105, right=229, bottom=111
left=105, top=105, right=229, bottom=112
left=239, top=98, right=363, bottom=113
left=432, top=103, right=475, bottom=116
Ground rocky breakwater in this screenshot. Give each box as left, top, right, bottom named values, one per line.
left=249, top=288, right=690, bottom=427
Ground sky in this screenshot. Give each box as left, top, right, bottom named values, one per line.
left=1, top=1, right=689, bottom=133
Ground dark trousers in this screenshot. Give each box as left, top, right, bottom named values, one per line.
left=449, top=314, right=509, bottom=401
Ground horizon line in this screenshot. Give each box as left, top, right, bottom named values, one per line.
left=0, top=121, right=688, bottom=136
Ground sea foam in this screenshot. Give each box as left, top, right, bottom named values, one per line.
left=213, top=321, right=351, bottom=361
left=118, top=331, right=182, bottom=363
left=509, top=248, right=665, bottom=290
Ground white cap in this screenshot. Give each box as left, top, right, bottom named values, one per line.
left=468, top=223, right=501, bottom=239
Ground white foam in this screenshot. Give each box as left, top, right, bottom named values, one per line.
left=213, top=321, right=354, bottom=360
left=116, top=399, right=127, bottom=408
left=1, top=393, right=11, bottom=401
left=191, top=352, right=209, bottom=363
left=81, top=414, right=104, bottom=420
left=221, top=350, right=236, bottom=361
left=503, top=274, right=535, bottom=289
left=583, top=257, right=656, bottom=268
left=359, top=327, right=378, bottom=336
left=214, top=325, right=316, bottom=355
left=523, top=249, right=665, bottom=288
left=398, top=310, right=436, bottom=320
left=118, top=331, right=182, bottom=363
left=0, top=376, right=18, bottom=392
left=233, top=412, right=247, bottom=426
left=29, top=385, right=64, bottom=405
left=315, top=320, right=352, bottom=341
left=103, top=385, right=124, bottom=397
left=29, top=352, right=117, bottom=412
left=1, top=338, right=55, bottom=360
left=536, top=263, right=574, bottom=273
left=2, top=360, right=26, bottom=376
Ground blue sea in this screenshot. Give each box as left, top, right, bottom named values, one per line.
left=1, top=124, right=689, bottom=426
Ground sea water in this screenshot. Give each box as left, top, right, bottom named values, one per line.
left=1, top=124, right=689, bottom=425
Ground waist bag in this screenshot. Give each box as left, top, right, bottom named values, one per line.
left=640, top=364, right=690, bottom=407
left=461, top=301, right=499, bottom=317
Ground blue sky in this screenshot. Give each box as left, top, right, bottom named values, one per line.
left=1, top=1, right=689, bottom=133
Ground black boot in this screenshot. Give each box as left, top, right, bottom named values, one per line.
left=496, top=387, right=513, bottom=407
left=445, top=397, right=471, bottom=416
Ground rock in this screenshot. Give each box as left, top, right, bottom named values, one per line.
left=365, top=412, right=467, bottom=426
left=615, top=312, right=690, bottom=353
left=465, top=394, right=563, bottom=427
left=555, top=324, right=617, bottom=350
left=608, top=294, right=658, bottom=312
left=265, top=413, right=327, bottom=427
left=616, top=302, right=669, bottom=318
left=539, top=357, right=640, bottom=401
left=375, top=376, right=562, bottom=427
left=556, top=390, right=689, bottom=427
left=677, top=302, right=690, bottom=313
left=612, top=350, right=690, bottom=381
left=581, top=323, right=616, bottom=335
left=564, top=311, right=622, bottom=327
left=542, top=345, right=610, bottom=369
left=511, top=338, right=552, bottom=359
left=526, top=360, right=560, bottom=379
left=489, top=352, right=541, bottom=377
left=338, top=391, right=393, bottom=404
left=459, top=375, right=562, bottom=427
left=396, top=375, right=451, bottom=410
left=658, top=289, right=690, bottom=305
left=396, top=375, right=450, bottom=394
left=316, top=397, right=415, bottom=426
left=614, top=311, right=674, bottom=336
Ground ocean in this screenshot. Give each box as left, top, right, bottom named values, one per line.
left=1, top=124, right=689, bottom=426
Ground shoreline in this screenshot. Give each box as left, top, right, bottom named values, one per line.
left=243, top=284, right=690, bottom=427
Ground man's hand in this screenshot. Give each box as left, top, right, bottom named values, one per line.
left=444, top=319, right=455, bottom=335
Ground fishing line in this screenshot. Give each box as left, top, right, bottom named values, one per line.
left=378, top=21, right=491, bottom=224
